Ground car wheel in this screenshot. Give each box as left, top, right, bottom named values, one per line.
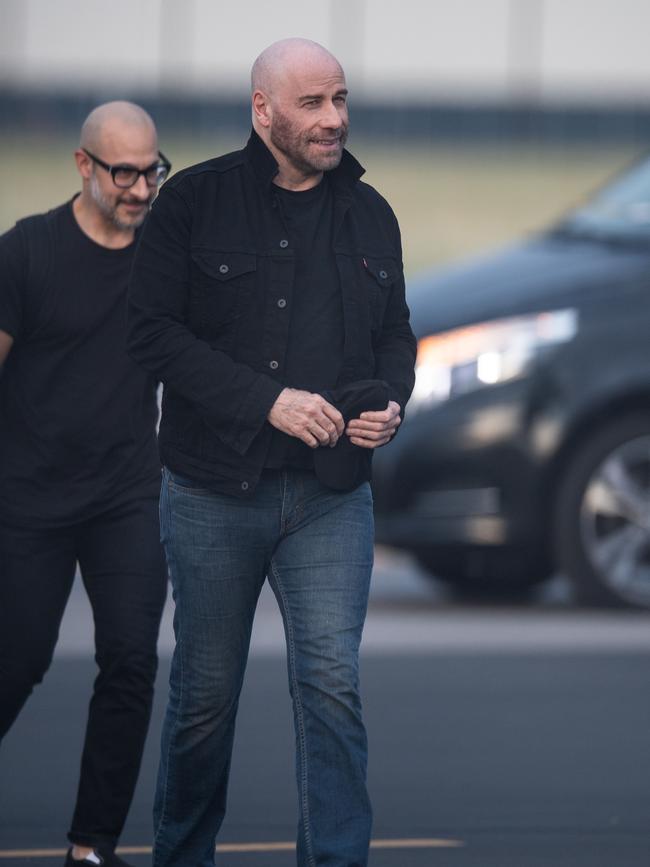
left=553, top=413, right=650, bottom=609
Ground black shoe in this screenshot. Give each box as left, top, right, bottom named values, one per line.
left=64, top=849, right=135, bottom=867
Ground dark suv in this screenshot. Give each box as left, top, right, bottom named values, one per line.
left=372, top=155, right=650, bottom=608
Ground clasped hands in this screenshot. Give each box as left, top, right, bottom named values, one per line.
left=268, top=387, right=401, bottom=450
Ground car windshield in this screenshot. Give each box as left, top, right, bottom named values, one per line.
left=560, top=156, right=650, bottom=241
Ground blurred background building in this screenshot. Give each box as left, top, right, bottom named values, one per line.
left=2, top=0, right=650, bottom=143
left=1, top=0, right=649, bottom=267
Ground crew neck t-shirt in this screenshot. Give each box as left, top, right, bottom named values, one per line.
left=0, top=198, right=161, bottom=528
left=265, top=176, right=345, bottom=470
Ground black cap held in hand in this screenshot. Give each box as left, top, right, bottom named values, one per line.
left=313, top=379, right=390, bottom=491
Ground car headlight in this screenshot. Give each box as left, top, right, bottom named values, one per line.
left=409, top=308, right=578, bottom=412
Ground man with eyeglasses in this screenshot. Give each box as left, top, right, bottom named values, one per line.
left=0, top=102, right=170, bottom=867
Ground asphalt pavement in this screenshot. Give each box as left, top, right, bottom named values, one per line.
left=1, top=549, right=649, bottom=866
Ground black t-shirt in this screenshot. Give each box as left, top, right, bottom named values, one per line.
left=265, top=177, right=344, bottom=470
left=0, top=199, right=161, bottom=528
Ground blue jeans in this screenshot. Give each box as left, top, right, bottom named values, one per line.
left=154, top=467, right=374, bottom=867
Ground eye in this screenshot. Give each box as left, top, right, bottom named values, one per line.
left=114, top=167, right=138, bottom=184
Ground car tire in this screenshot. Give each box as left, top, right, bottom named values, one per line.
left=553, top=413, right=650, bottom=609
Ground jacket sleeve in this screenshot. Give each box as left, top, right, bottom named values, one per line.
left=127, top=183, right=283, bottom=455
left=373, top=208, right=417, bottom=414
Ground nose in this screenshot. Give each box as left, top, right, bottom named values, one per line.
left=130, top=173, right=151, bottom=200
left=321, top=98, right=344, bottom=130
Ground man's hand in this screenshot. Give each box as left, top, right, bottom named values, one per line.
left=268, top=388, right=345, bottom=448
left=0, top=330, right=13, bottom=365
left=0, top=330, right=14, bottom=377
left=345, top=400, right=401, bottom=449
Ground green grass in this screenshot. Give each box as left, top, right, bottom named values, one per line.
left=2, top=133, right=640, bottom=275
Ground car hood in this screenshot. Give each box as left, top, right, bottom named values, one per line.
left=406, top=232, right=650, bottom=337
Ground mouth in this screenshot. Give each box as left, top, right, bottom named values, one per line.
left=311, top=137, right=342, bottom=148
left=120, top=200, right=149, bottom=211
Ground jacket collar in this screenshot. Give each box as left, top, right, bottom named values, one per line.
left=244, top=128, right=365, bottom=193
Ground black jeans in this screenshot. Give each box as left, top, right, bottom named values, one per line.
left=0, top=496, right=168, bottom=848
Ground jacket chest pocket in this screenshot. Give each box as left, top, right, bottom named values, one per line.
left=190, top=248, right=257, bottom=332
left=362, top=256, right=399, bottom=331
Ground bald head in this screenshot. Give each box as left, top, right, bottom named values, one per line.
left=75, top=101, right=162, bottom=237
left=80, top=101, right=157, bottom=154
left=251, top=38, right=343, bottom=97
left=250, top=38, right=349, bottom=189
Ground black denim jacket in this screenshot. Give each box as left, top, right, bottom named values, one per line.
left=127, top=131, right=416, bottom=497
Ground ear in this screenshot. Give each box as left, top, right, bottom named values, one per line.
left=74, top=148, right=93, bottom=180
left=252, top=90, right=272, bottom=128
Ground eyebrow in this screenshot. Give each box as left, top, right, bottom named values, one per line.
left=300, top=88, right=349, bottom=102
left=114, top=158, right=162, bottom=170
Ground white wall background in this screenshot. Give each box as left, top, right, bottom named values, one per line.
left=1, top=0, right=649, bottom=104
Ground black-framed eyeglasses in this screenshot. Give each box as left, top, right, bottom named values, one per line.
left=82, top=148, right=171, bottom=188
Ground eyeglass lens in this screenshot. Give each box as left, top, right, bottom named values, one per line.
left=112, top=164, right=169, bottom=188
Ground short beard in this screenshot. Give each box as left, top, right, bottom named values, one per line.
left=89, top=172, right=148, bottom=231
left=270, top=109, right=348, bottom=177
